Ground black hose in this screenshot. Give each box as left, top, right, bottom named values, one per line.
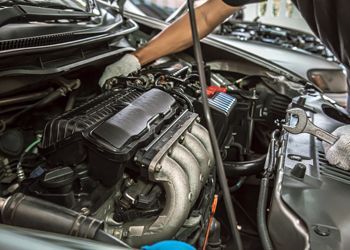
left=171, top=89, right=194, bottom=112
left=4, top=89, right=62, bottom=125
left=65, top=91, right=77, bottom=112
left=224, top=155, right=267, bottom=177
left=186, top=1, right=243, bottom=249
left=0, top=89, right=53, bottom=107
left=3, top=79, right=80, bottom=125
left=257, top=131, right=279, bottom=250
left=257, top=177, right=273, bottom=250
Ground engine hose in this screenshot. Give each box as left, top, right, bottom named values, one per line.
left=0, top=193, right=102, bottom=239
left=258, top=177, right=273, bottom=250
left=224, top=155, right=267, bottom=177
left=3, top=79, right=80, bottom=125
left=257, top=131, right=279, bottom=250
left=171, top=89, right=194, bottom=112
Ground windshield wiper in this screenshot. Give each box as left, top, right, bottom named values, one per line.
left=0, top=5, right=93, bottom=27
left=0, top=0, right=86, bottom=13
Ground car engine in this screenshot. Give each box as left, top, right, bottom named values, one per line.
left=0, top=54, right=301, bottom=247
left=0, top=49, right=346, bottom=249
left=0, top=79, right=217, bottom=247
left=0, top=0, right=349, bottom=249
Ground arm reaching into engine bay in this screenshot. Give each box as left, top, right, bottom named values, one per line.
left=323, top=125, right=350, bottom=171
left=99, top=0, right=239, bottom=87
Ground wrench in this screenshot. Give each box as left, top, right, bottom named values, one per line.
left=283, top=108, right=339, bottom=145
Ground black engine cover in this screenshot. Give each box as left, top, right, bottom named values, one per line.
left=40, top=88, right=178, bottom=186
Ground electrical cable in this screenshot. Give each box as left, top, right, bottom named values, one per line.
left=16, top=138, right=41, bottom=182
left=186, top=1, right=243, bottom=249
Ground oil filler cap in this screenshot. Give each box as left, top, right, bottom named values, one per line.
left=41, top=167, right=74, bottom=188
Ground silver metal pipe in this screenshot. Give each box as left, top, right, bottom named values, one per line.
left=190, top=122, right=214, bottom=169
left=183, top=131, right=210, bottom=181
left=170, top=142, right=202, bottom=202
left=126, top=155, right=191, bottom=247
left=123, top=116, right=213, bottom=247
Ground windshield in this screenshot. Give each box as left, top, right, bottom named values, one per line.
left=0, top=0, right=100, bottom=14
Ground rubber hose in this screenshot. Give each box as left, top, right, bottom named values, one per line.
left=257, top=177, right=273, bottom=250
left=224, top=155, right=266, bottom=177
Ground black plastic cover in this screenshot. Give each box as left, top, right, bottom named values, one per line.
left=92, top=89, right=176, bottom=150
left=40, top=88, right=178, bottom=186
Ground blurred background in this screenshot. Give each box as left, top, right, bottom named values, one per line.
left=128, top=0, right=311, bottom=33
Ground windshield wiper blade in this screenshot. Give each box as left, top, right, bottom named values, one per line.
left=0, top=5, right=92, bottom=27
left=0, top=0, right=86, bottom=13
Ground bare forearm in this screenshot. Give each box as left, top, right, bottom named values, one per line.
left=133, top=0, right=238, bottom=66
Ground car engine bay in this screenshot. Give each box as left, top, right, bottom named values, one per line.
left=217, top=20, right=336, bottom=61
left=0, top=6, right=349, bottom=249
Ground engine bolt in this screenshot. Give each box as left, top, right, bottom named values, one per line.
left=196, top=117, right=201, bottom=123
left=179, top=135, right=185, bottom=143
left=80, top=207, right=90, bottom=215
left=188, top=192, right=193, bottom=202
left=125, top=178, right=134, bottom=187
left=155, top=164, right=162, bottom=172
left=314, top=225, right=331, bottom=237
left=122, top=230, right=129, bottom=238
left=199, top=174, right=203, bottom=182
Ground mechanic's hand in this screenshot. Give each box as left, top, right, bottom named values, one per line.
left=98, top=54, right=141, bottom=88
left=323, top=125, right=350, bottom=171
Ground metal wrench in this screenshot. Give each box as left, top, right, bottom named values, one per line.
left=283, top=108, right=339, bottom=145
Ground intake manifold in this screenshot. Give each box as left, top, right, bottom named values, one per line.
left=125, top=112, right=214, bottom=247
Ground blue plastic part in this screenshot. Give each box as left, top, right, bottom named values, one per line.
left=29, top=166, right=45, bottom=178
left=142, top=240, right=195, bottom=250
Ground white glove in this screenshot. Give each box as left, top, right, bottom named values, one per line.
left=323, top=125, right=350, bottom=171
left=98, top=54, right=141, bottom=88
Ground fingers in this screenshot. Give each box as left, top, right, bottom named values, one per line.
left=325, top=135, right=350, bottom=170
left=98, top=54, right=141, bottom=88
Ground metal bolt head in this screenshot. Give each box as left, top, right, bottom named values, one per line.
left=314, top=225, right=331, bottom=237
left=179, top=135, right=185, bottom=144
left=125, top=178, right=134, bottom=187
left=80, top=207, right=90, bottom=215
left=188, top=192, right=193, bottom=202
left=122, top=230, right=129, bottom=238
left=155, top=164, right=162, bottom=172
